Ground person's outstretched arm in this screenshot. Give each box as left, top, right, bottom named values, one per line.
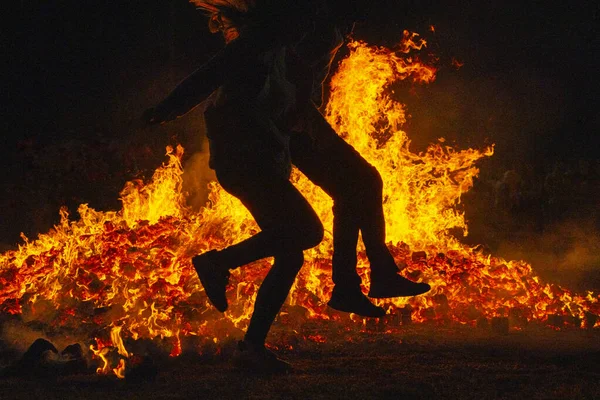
left=145, top=30, right=278, bottom=124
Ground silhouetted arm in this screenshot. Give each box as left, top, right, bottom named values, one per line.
left=146, top=30, right=278, bottom=124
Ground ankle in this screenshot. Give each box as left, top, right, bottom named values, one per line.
left=368, top=252, right=399, bottom=273
left=242, top=337, right=265, bottom=351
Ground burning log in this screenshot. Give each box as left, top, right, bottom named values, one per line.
left=411, top=251, right=427, bottom=263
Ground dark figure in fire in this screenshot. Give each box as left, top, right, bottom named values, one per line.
left=145, top=0, right=430, bottom=371
left=288, top=2, right=429, bottom=317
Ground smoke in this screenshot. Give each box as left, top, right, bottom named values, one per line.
left=1, top=321, right=51, bottom=353
left=0, top=298, right=89, bottom=354
left=391, top=48, right=600, bottom=293
left=494, top=219, right=600, bottom=291
left=403, top=67, right=567, bottom=166
left=1, top=318, right=89, bottom=356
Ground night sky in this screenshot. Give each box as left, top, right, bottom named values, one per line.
left=2, top=1, right=599, bottom=287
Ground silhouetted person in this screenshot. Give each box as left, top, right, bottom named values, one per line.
left=146, top=0, right=324, bottom=372
left=286, top=1, right=431, bottom=316
left=145, top=0, right=430, bottom=371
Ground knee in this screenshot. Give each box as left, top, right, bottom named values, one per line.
left=308, top=219, right=325, bottom=249
left=347, top=164, right=383, bottom=207
left=363, top=164, right=383, bottom=194
left=279, top=211, right=323, bottom=251
left=343, top=162, right=383, bottom=198
left=297, top=215, right=324, bottom=250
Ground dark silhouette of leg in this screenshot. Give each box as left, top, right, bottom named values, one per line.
left=290, top=107, right=430, bottom=302
left=331, top=202, right=361, bottom=290
left=244, top=250, right=304, bottom=346
left=326, top=202, right=384, bottom=317
left=215, top=167, right=323, bottom=265
left=194, top=164, right=323, bottom=345
left=289, top=128, right=365, bottom=289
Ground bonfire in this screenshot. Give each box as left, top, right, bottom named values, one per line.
left=0, top=32, right=598, bottom=378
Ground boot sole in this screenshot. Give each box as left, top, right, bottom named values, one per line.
left=368, top=283, right=431, bottom=299
left=327, top=298, right=386, bottom=318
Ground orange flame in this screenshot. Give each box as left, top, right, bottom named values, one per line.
left=0, top=33, right=598, bottom=376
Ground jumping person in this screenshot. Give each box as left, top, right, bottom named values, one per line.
left=146, top=0, right=324, bottom=372
left=145, top=0, right=430, bottom=370
left=287, top=1, right=431, bottom=317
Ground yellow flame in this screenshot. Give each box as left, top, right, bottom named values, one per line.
left=0, top=32, right=598, bottom=366
left=89, top=344, right=111, bottom=375
left=113, top=359, right=127, bottom=379
left=111, top=325, right=130, bottom=358
left=89, top=326, right=130, bottom=379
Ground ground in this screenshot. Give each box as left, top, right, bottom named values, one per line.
left=1, top=324, right=598, bottom=400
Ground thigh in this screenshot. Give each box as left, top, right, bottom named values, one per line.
left=290, top=111, right=376, bottom=198
left=216, top=167, right=320, bottom=235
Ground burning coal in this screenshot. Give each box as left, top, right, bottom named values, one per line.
left=1, top=34, right=598, bottom=378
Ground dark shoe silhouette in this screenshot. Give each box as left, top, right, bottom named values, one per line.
left=368, top=273, right=431, bottom=298
left=328, top=285, right=386, bottom=317
left=192, top=250, right=230, bottom=312
left=233, top=340, right=292, bottom=374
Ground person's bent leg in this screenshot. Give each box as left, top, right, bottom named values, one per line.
left=333, top=146, right=431, bottom=298
left=207, top=170, right=322, bottom=373
left=215, top=168, right=323, bottom=266
left=234, top=251, right=302, bottom=373
left=331, top=202, right=361, bottom=290
left=291, top=107, right=389, bottom=262
left=290, top=113, right=384, bottom=316
left=193, top=166, right=323, bottom=312
left=326, top=202, right=384, bottom=317
left=244, top=250, right=304, bottom=347
left=290, top=121, right=364, bottom=290
left=291, top=108, right=429, bottom=300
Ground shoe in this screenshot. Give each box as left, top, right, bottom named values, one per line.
left=233, top=340, right=292, bottom=374
left=192, top=250, right=230, bottom=312
left=328, top=285, right=386, bottom=318
left=368, top=272, right=431, bottom=298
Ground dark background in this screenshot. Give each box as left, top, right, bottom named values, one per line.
left=2, top=1, right=599, bottom=289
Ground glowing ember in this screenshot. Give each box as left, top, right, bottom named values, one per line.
left=0, top=34, right=598, bottom=377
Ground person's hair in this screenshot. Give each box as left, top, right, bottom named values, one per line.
left=191, top=1, right=257, bottom=41
left=191, top=0, right=255, bottom=13
left=191, top=0, right=321, bottom=44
